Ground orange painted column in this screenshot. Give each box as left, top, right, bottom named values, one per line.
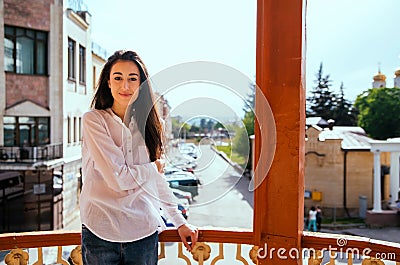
left=254, top=0, right=305, bottom=264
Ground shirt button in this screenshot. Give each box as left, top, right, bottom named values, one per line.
left=128, top=150, right=132, bottom=153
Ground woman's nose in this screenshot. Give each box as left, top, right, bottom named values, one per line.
left=123, top=80, right=129, bottom=90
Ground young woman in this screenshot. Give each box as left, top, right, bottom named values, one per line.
left=80, top=50, right=198, bottom=264
left=308, top=206, right=317, bottom=232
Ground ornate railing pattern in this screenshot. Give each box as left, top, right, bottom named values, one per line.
left=0, top=143, right=63, bottom=162
left=1, top=230, right=400, bottom=264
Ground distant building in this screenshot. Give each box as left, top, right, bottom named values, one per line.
left=153, top=92, right=173, bottom=142
left=0, top=0, right=106, bottom=232
left=306, top=117, right=329, bottom=129
left=372, top=67, right=400, bottom=88
left=395, top=68, right=400, bottom=88
left=304, top=120, right=400, bottom=218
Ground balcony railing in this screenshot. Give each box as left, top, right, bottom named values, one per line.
left=0, top=143, right=63, bottom=163
left=0, top=229, right=399, bottom=264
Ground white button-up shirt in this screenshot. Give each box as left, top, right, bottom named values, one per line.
left=80, top=108, right=186, bottom=242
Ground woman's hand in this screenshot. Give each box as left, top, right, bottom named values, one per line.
left=177, top=224, right=198, bottom=252
left=154, top=159, right=165, bottom=173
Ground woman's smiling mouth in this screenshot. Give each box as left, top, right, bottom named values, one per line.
left=119, top=93, right=132, bottom=97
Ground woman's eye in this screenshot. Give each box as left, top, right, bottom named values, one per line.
left=129, top=77, right=137, bottom=81
left=114, top=77, right=122, bottom=81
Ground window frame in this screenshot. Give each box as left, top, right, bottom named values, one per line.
left=4, top=25, right=48, bottom=75
left=79, top=45, right=86, bottom=84
left=68, top=38, right=76, bottom=81
left=67, top=117, right=72, bottom=144
left=3, top=116, right=50, bottom=147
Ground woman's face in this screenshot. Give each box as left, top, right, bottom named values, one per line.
left=108, top=60, right=141, bottom=111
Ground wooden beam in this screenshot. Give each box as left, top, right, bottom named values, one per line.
left=254, top=0, right=305, bottom=264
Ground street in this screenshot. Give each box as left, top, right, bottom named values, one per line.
left=184, top=143, right=253, bottom=229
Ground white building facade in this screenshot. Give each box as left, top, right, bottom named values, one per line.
left=0, top=0, right=105, bottom=231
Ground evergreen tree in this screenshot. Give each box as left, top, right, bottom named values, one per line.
left=307, top=63, right=337, bottom=120
left=206, top=119, right=214, bottom=133
left=233, top=81, right=255, bottom=170
left=331, top=82, right=358, bottom=126
left=200, top=118, right=206, bottom=134
left=243, top=82, right=255, bottom=113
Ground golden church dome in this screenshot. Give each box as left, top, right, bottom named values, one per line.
left=395, top=68, right=400, bottom=77
left=373, top=71, right=386, bottom=81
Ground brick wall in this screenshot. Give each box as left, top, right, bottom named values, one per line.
left=4, top=0, right=52, bottom=31
left=4, top=0, right=53, bottom=109
left=6, top=73, right=49, bottom=108
left=305, top=126, right=375, bottom=217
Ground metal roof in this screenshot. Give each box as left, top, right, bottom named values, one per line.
left=318, top=126, right=372, bottom=150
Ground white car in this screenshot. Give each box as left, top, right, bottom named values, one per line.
left=171, top=188, right=193, bottom=204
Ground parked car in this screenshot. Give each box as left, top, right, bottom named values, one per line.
left=160, top=202, right=189, bottom=227
left=165, top=171, right=200, bottom=198
left=164, top=165, right=182, bottom=175
left=165, top=165, right=194, bottom=175
left=171, top=188, right=193, bottom=204
left=179, top=143, right=200, bottom=159
left=177, top=201, right=189, bottom=219
left=170, top=156, right=198, bottom=170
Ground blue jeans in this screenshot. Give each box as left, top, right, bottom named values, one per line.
left=308, top=219, right=317, bottom=232
left=81, top=225, right=158, bottom=265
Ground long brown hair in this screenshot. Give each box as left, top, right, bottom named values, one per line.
left=91, top=50, right=163, bottom=161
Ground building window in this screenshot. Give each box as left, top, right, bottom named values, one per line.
left=67, top=117, right=71, bottom=144
left=68, top=38, right=76, bottom=80
left=4, top=25, right=48, bottom=75
left=3, top=116, right=50, bottom=147
left=73, top=117, right=77, bottom=143
left=78, top=117, right=82, bottom=142
left=79, top=45, right=86, bottom=84
left=93, top=66, right=96, bottom=91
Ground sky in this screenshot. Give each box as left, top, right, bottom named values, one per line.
left=84, top=0, right=400, bottom=120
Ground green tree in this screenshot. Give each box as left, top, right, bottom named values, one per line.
left=200, top=118, right=206, bottom=133
left=189, top=124, right=200, bottom=133
left=242, top=111, right=254, bottom=136
left=232, top=82, right=255, bottom=168
left=233, top=126, right=250, bottom=159
left=355, top=87, right=400, bottom=139
left=206, top=119, right=214, bottom=132
left=331, top=82, right=358, bottom=126
left=214, top=122, right=224, bottom=129
left=180, top=122, right=191, bottom=139
left=171, top=116, right=182, bottom=138
left=243, top=83, right=255, bottom=112
left=242, top=82, right=255, bottom=134
left=307, top=63, right=336, bottom=119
